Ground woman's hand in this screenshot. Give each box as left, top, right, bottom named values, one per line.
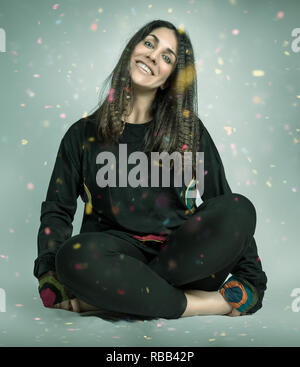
left=38, top=270, right=78, bottom=311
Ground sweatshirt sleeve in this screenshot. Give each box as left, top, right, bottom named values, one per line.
left=195, top=119, right=267, bottom=314
left=197, top=122, right=232, bottom=201
left=33, top=121, right=84, bottom=280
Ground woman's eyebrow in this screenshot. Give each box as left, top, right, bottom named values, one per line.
left=148, top=33, right=177, bottom=61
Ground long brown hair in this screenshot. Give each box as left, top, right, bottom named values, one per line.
left=89, top=19, right=202, bottom=179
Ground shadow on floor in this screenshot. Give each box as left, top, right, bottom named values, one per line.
left=79, top=309, right=161, bottom=323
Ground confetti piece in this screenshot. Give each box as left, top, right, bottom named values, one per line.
left=52, top=4, right=60, bottom=10
left=73, top=243, right=81, bottom=250
left=108, top=88, right=115, bottom=102
left=27, top=182, right=34, bottom=190
left=44, top=227, right=51, bottom=235
left=232, top=29, right=239, bottom=35
left=75, top=263, right=88, bottom=270
left=21, top=139, right=28, bottom=145
left=182, top=144, right=188, bottom=151
left=91, top=23, right=98, bottom=31
left=26, top=89, right=35, bottom=97
left=224, top=126, right=233, bottom=135
left=277, top=11, right=284, bottom=19
left=252, top=70, right=264, bottom=77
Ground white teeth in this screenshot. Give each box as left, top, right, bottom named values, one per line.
left=136, top=62, right=152, bottom=74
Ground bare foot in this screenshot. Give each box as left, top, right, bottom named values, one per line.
left=76, top=299, right=99, bottom=312
left=54, top=298, right=99, bottom=313
left=180, top=289, right=234, bottom=317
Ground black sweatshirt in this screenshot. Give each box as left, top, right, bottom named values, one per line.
left=33, top=113, right=267, bottom=314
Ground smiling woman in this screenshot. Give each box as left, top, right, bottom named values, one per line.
left=93, top=20, right=202, bottom=178
left=34, top=19, right=267, bottom=320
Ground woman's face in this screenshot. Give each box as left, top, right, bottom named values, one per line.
left=129, top=27, right=178, bottom=92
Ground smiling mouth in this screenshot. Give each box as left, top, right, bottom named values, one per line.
left=135, top=61, right=154, bottom=76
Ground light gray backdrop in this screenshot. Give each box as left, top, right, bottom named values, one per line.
left=0, top=0, right=299, bottom=347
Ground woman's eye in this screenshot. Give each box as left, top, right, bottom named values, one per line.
left=144, top=40, right=153, bottom=48
left=144, top=41, right=171, bottom=64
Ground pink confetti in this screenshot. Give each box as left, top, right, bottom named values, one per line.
left=108, top=88, right=115, bottom=102
left=60, top=113, right=66, bottom=119
left=27, top=182, right=34, bottom=190
left=44, top=105, right=53, bottom=109
left=232, top=29, right=240, bottom=36
left=44, top=227, right=51, bottom=235
left=37, top=37, right=42, bottom=44
left=181, top=144, right=188, bottom=151
left=277, top=11, right=284, bottom=19
left=91, top=23, right=98, bottom=31
left=52, top=4, right=60, bottom=10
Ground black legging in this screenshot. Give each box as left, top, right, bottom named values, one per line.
left=55, top=193, right=256, bottom=319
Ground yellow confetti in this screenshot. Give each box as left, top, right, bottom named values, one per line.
left=56, top=178, right=63, bottom=185
left=178, top=24, right=185, bottom=34
left=266, top=181, right=272, bottom=187
left=21, top=139, right=28, bottom=145
left=183, top=109, right=190, bottom=118
left=215, top=68, right=222, bottom=74
left=252, top=70, right=264, bottom=77
left=73, top=243, right=81, bottom=250
left=224, top=126, right=233, bottom=135
left=209, top=338, right=216, bottom=342
left=217, top=57, right=224, bottom=66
